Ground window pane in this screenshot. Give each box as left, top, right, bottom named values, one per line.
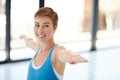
left=10, top=0, right=39, bottom=60
left=45, top=0, right=92, bottom=52
left=97, top=0, right=120, bottom=48
left=0, top=0, right=6, bottom=61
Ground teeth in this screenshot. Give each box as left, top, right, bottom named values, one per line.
left=38, top=34, right=46, bottom=38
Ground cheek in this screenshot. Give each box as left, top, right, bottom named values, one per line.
left=45, top=29, right=54, bottom=35
left=45, top=29, right=51, bottom=34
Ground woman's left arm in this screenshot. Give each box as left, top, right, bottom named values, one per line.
left=56, top=50, right=88, bottom=64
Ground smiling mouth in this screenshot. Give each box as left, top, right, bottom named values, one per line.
left=37, top=34, right=46, bottom=38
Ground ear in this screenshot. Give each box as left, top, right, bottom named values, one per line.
left=53, top=26, right=57, bottom=33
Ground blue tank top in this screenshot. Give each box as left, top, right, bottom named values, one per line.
left=27, top=44, right=58, bottom=80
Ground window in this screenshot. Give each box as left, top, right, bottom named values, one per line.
left=0, top=0, right=6, bottom=61
left=10, top=0, right=39, bottom=60
left=96, top=0, right=120, bottom=48
left=45, top=0, right=92, bottom=52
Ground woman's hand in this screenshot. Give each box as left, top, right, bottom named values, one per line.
left=69, top=54, right=88, bottom=64
left=57, top=50, right=88, bottom=64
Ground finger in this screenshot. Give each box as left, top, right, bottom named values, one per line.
left=73, top=55, right=88, bottom=63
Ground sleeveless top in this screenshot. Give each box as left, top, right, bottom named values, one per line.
left=27, top=44, right=62, bottom=80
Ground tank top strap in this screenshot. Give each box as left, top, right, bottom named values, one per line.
left=48, top=44, right=58, bottom=57
left=33, top=44, right=58, bottom=60
left=31, top=47, right=40, bottom=60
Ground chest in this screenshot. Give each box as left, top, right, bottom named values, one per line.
left=33, top=51, right=48, bottom=66
left=33, top=51, right=55, bottom=67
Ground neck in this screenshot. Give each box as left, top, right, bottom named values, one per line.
left=40, top=40, right=55, bottom=52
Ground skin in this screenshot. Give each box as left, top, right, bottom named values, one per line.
left=20, top=16, right=88, bottom=75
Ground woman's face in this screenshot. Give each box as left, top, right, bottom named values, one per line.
left=34, top=17, right=56, bottom=43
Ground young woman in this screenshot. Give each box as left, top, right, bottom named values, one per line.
left=20, top=7, right=87, bottom=80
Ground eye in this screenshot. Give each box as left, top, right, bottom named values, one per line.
left=43, top=24, right=49, bottom=28
left=34, top=24, right=40, bottom=27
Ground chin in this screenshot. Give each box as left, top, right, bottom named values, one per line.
left=38, top=39, right=47, bottom=43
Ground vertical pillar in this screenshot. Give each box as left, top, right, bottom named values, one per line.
left=39, top=0, right=44, bottom=8
left=91, top=0, right=99, bottom=51
left=5, top=0, right=11, bottom=61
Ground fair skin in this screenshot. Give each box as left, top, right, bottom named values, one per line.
left=20, top=16, right=87, bottom=75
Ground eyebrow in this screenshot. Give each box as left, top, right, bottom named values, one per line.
left=35, top=22, right=39, bottom=24
left=43, top=22, right=50, bottom=25
left=34, top=22, right=50, bottom=25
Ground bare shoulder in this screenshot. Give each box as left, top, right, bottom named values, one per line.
left=52, top=45, right=66, bottom=62
left=52, top=45, right=66, bottom=75
left=52, top=45, right=65, bottom=57
left=54, top=45, right=65, bottom=51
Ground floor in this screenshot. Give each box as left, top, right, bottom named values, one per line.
left=0, top=44, right=120, bottom=80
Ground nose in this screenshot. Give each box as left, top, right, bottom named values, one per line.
left=38, top=26, right=43, bottom=34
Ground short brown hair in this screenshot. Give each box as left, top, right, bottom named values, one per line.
left=34, top=7, right=58, bottom=26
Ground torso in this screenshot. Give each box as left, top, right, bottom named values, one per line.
left=34, top=44, right=65, bottom=75
left=34, top=50, right=50, bottom=67
left=27, top=44, right=60, bottom=80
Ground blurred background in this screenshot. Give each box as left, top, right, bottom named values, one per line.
left=0, top=0, right=120, bottom=80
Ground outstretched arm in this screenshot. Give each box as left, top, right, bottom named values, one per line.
left=57, top=50, right=88, bottom=64
left=19, top=35, right=39, bottom=51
